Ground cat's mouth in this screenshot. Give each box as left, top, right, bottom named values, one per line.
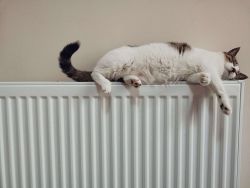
left=229, top=67, right=239, bottom=74
left=227, top=68, right=239, bottom=79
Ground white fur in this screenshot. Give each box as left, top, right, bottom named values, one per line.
left=91, top=43, right=238, bottom=115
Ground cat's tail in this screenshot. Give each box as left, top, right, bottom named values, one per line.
left=59, top=41, right=93, bottom=82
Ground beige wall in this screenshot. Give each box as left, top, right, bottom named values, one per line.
left=0, top=0, right=249, bottom=187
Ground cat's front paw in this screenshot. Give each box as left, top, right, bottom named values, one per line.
left=101, top=81, right=111, bottom=94
left=219, top=96, right=232, bottom=115
left=199, top=73, right=211, bottom=86
left=220, top=103, right=232, bottom=115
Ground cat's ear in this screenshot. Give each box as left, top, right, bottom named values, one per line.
left=234, top=72, right=248, bottom=80
left=227, top=47, right=240, bottom=57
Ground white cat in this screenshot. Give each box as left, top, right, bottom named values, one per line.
left=59, top=41, right=247, bottom=115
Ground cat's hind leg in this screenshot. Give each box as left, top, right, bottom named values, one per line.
left=187, top=72, right=211, bottom=86
left=123, top=75, right=142, bottom=88
left=91, top=71, right=112, bottom=93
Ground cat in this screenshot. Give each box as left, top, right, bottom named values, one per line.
left=59, top=41, right=248, bottom=115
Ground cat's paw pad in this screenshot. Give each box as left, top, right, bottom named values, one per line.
left=200, top=73, right=211, bottom=86
left=101, top=82, right=111, bottom=94
left=220, top=103, right=232, bottom=115
left=125, top=78, right=142, bottom=88
left=131, top=79, right=142, bottom=88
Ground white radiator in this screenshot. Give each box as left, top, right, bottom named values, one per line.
left=0, top=82, right=245, bottom=188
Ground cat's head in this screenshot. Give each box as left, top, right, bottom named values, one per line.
left=223, top=47, right=248, bottom=80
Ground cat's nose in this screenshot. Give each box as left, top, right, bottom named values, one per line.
left=232, top=68, right=236, bottom=73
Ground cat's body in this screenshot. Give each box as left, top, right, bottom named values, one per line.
left=93, top=43, right=224, bottom=83
left=59, top=41, right=247, bottom=115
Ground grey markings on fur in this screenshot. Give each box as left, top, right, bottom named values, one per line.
left=224, top=47, right=248, bottom=80
left=59, top=41, right=93, bottom=82
left=234, top=72, right=248, bottom=80
left=224, top=52, right=238, bottom=66
left=169, top=42, right=191, bottom=55
left=59, top=42, right=124, bottom=82
left=127, top=44, right=138, bottom=47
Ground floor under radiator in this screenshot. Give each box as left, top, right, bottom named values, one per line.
left=0, top=82, right=245, bottom=188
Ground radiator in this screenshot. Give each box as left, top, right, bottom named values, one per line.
left=0, top=81, right=245, bottom=188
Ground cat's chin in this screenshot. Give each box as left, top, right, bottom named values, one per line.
left=228, top=72, right=236, bottom=80
left=223, top=71, right=236, bottom=80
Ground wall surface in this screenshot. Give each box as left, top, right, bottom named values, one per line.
left=0, top=0, right=249, bottom=187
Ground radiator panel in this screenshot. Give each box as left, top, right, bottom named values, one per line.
left=0, top=82, right=244, bottom=188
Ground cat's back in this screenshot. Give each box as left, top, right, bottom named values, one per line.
left=96, top=45, right=135, bottom=68
left=135, top=43, right=178, bottom=57
left=96, top=43, right=178, bottom=67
